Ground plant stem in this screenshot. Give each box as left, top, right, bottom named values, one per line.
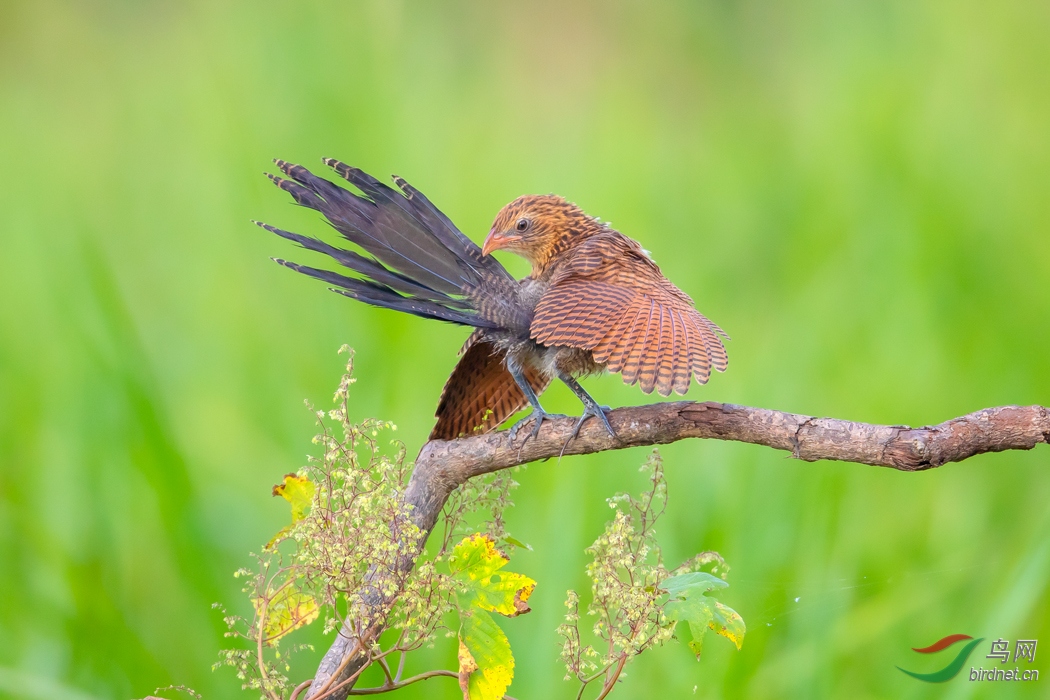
left=375, top=657, right=394, bottom=687
left=394, top=650, right=406, bottom=683
left=593, top=654, right=628, bottom=700
left=288, top=680, right=312, bottom=700
left=346, top=669, right=458, bottom=695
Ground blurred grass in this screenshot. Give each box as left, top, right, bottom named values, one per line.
left=1, top=1, right=1048, bottom=698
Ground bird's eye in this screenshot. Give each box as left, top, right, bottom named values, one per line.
left=515, top=218, right=530, bottom=232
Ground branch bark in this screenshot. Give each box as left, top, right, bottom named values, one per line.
left=305, top=401, right=1050, bottom=698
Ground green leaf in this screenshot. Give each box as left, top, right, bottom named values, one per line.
left=662, top=572, right=728, bottom=597
left=661, top=572, right=745, bottom=658
left=272, top=473, right=315, bottom=522
left=450, top=534, right=535, bottom=700
left=458, top=608, right=514, bottom=700
left=253, top=585, right=319, bottom=643
left=665, top=595, right=714, bottom=657
left=502, top=536, right=533, bottom=551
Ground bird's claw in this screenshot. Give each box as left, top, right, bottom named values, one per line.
left=569, top=404, right=617, bottom=442
left=506, top=405, right=617, bottom=460
left=559, top=405, right=618, bottom=458
left=507, top=409, right=569, bottom=445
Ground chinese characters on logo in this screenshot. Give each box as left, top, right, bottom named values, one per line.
left=987, top=638, right=1037, bottom=664
left=987, top=638, right=1010, bottom=662
left=1014, top=640, right=1037, bottom=664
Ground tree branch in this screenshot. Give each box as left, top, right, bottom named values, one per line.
left=305, top=401, right=1050, bottom=697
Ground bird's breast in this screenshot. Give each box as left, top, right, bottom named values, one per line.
left=493, top=336, right=605, bottom=382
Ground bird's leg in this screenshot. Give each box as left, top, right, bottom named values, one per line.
left=559, top=372, right=617, bottom=441
left=506, top=365, right=567, bottom=444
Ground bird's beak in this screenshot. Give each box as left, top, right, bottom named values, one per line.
left=481, top=230, right=520, bottom=257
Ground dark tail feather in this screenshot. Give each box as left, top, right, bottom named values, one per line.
left=260, top=160, right=524, bottom=330
left=273, top=259, right=497, bottom=328
left=256, top=221, right=470, bottom=309
left=270, top=160, right=479, bottom=295
left=390, top=174, right=496, bottom=279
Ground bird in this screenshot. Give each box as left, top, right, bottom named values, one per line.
left=258, top=159, right=729, bottom=443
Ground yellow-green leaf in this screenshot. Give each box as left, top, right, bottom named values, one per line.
left=253, top=585, right=319, bottom=643
left=661, top=572, right=745, bottom=658
left=458, top=639, right=478, bottom=687
left=457, top=608, right=514, bottom=700
left=264, top=525, right=292, bottom=550
left=450, top=534, right=535, bottom=700
left=710, top=600, right=745, bottom=649
left=272, top=473, right=314, bottom=522
left=450, top=534, right=535, bottom=617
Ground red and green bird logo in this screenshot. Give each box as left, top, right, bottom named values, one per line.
left=898, top=634, right=983, bottom=682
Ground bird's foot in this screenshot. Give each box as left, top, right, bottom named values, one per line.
left=560, top=405, right=618, bottom=457
left=507, top=409, right=569, bottom=445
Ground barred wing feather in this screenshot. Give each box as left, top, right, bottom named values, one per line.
left=530, top=234, right=728, bottom=397
left=431, top=334, right=550, bottom=440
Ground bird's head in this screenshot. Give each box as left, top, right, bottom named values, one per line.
left=482, top=194, right=604, bottom=273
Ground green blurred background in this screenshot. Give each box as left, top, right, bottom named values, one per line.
left=1, top=1, right=1049, bottom=698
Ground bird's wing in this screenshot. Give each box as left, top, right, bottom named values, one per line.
left=530, top=233, right=728, bottom=397
left=430, top=333, right=551, bottom=440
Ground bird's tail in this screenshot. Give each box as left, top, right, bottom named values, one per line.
left=430, top=333, right=550, bottom=440
left=258, top=159, right=516, bottom=329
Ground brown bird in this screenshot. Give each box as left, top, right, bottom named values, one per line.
left=259, top=159, right=728, bottom=442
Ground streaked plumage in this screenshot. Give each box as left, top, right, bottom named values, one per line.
left=260, top=159, right=728, bottom=442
